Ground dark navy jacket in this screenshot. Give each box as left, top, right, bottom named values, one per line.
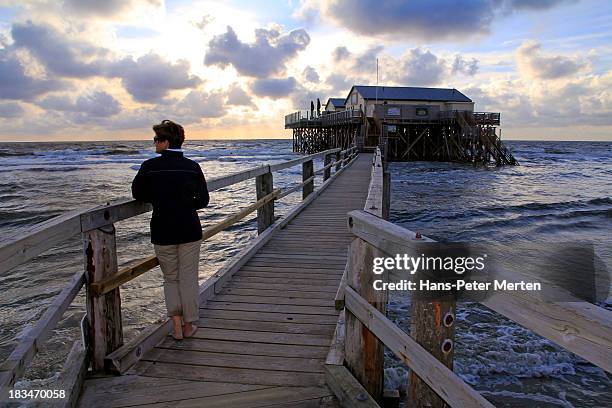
left=131, top=150, right=209, bottom=245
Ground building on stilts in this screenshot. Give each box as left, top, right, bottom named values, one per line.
left=285, top=85, right=517, bottom=165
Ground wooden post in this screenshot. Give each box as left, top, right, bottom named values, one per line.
left=323, top=152, right=332, bottom=181
left=382, top=170, right=390, bottom=221
left=302, top=160, right=314, bottom=199
left=409, top=290, right=456, bottom=407
left=344, top=237, right=386, bottom=402
left=83, top=224, right=123, bottom=373
left=255, top=171, right=274, bottom=234
left=335, top=151, right=341, bottom=172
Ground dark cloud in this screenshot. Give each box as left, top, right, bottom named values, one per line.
left=322, top=0, right=574, bottom=40
left=205, top=26, right=310, bottom=77
left=303, top=66, right=320, bottom=83
left=11, top=22, right=108, bottom=78
left=0, top=102, right=24, bottom=118
left=38, top=91, right=121, bottom=118
left=332, top=46, right=351, bottom=60
left=251, top=77, right=297, bottom=99
left=62, top=0, right=162, bottom=17
left=517, top=41, right=585, bottom=79
left=226, top=84, right=256, bottom=108
left=0, top=48, right=64, bottom=100
left=108, top=54, right=202, bottom=103
left=194, top=14, right=214, bottom=30
left=451, top=55, right=479, bottom=76
left=397, top=48, right=446, bottom=86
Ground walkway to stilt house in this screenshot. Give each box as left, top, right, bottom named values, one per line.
left=77, top=154, right=373, bottom=407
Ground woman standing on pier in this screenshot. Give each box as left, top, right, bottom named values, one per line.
left=131, top=120, right=210, bottom=340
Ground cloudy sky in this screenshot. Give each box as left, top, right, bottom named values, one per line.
left=0, top=0, right=610, bottom=141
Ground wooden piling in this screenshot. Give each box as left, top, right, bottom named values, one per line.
left=83, top=224, right=123, bottom=372
left=409, top=292, right=456, bottom=407
left=344, top=237, right=386, bottom=402
left=324, top=153, right=332, bottom=181
left=302, top=160, right=314, bottom=199
left=255, top=171, right=274, bottom=233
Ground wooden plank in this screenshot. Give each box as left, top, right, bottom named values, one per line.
left=221, top=287, right=334, bottom=299
left=141, top=361, right=326, bottom=387
left=335, top=262, right=348, bottom=310
left=202, top=189, right=281, bottom=241
left=345, top=287, right=494, bottom=408
left=40, top=340, right=87, bottom=408
left=187, top=327, right=333, bottom=347
left=205, top=301, right=339, bottom=316
left=144, top=348, right=325, bottom=373
left=213, top=294, right=336, bottom=307
left=481, top=292, right=612, bottom=374
left=226, top=281, right=338, bottom=293
left=0, top=270, right=84, bottom=395
left=326, top=310, right=346, bottom=366
left=140, top=385, right=332, bottom=408
left=235, top=271, right=342, bottom=281
left=198, top=308, right=339, bottom=325
left=91, top=254, right=158, bottom=297
left=0, top=208, right=84, bottom=276
left=363, top=147, right=384, bottom=218
left=78, top=377, right=268, bottom=408
left=230, top=276, right=342, bottom=287
left=324, top=365, right=380, bottom=408
left=269, top=148, right=340, bottom=172
left=192, top=317, right=335, bottom=335
left=303, top=160, right=314, bottom=199
left=158, top=338, right=329, bottom=359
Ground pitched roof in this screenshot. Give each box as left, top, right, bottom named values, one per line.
left=326, top=98, right=345, bottom=107
left=349, top=85, right=472, bottom=103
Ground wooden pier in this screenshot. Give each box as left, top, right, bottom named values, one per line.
left=1, top=146, right=610, bottom=408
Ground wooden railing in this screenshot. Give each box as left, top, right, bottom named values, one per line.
left=0, top=146, right=359, bottom=401
left=327, top=147, right=612, bottom=407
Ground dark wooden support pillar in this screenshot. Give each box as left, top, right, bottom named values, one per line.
left=335, top=151, right=342, bottom=172
left=323, top=152, right=332, bottom=181
left=302, top=160, right=314, bottom=199
left=344, top=237, right=386, bottom=402
left=256, top=170, right=274, bottom=233
left=382, top=170, right=390, bottom=221
left=84, top=224, right=123, bottom=373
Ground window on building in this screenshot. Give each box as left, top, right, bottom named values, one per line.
left=416, top=107, right=428, bottom=116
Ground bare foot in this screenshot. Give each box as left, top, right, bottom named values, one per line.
left=183, top=323, right=198, bottom=338
left=171, top=315, right=183, bottom=340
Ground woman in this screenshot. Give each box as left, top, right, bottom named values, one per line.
left=131, top=120, right=209, bottom=340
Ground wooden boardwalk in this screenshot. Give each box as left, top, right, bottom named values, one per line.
left=77, top=154, right=373, bottom=407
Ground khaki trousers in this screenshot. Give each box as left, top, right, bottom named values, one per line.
left=153, top=239, right=202, bottom=323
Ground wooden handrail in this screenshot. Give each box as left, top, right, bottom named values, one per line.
left=345, top=286, right=494, bottom=408
left=346, top=209, right=612, bottom=375
left=0, top=148, right=342, bottom=277
left=0, top=271, right=85, bottom=394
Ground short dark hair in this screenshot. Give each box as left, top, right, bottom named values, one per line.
left=153, top=120, right=185, bottom=149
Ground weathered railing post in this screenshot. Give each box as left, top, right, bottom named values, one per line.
left=323, top=152, right=332, bottom=181
left=83, top=223, right=123, bottom=372
left=344, top=235, right=386, bottom=402
left=382, top=170, right=390, bottom=220
left=302, top=160, right=314, bottom=199
left=410, top=291, right=456, bottom=407
left=255, top=168, right=274, bottom=233
left=335, top=151, right=342, bottom=172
